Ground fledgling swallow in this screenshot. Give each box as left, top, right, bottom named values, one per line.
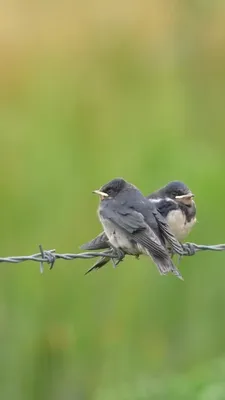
left=149, top=181, right=196, bottom=242
left=81, top=180, right=196, bottom=274
left=90, top=178, right=184, bottom=279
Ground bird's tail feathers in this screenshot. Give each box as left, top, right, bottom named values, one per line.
left=85, top=256, right=110, bottom=275
left=151, top=254, right=183, bottom=280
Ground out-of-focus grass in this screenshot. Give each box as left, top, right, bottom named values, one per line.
left=96, top=357, right=225, bottom=400
left=1, top=2, right=225, bottom=400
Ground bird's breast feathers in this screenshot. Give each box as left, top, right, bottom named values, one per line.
left=99, top=217, right=137, bottom=254
left=166, top=209, right=196, bottom=241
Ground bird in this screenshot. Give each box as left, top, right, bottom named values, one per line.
left=81, top=180, right=196, bottom=274
left=149, top=180, right=196, bottom=242
left=88, top=177, right=185, bottom=279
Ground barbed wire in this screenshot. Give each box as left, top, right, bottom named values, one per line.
left=0, top=243, right=225, bottom=274
left=0, top=245, right=120, bottom=273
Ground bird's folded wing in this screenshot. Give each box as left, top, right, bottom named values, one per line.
left=147, top=195, right=176, bottom=218
left=152, top=209, right=184, bottom=255
left=100, top=205, right=169, bottom=259
left=80, top=232, right=109, bottom=250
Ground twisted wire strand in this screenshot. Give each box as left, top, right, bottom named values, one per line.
left=0, top=243, right=224, bottom=273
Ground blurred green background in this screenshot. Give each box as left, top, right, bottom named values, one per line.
left=1, top=1, right=225, bottom=399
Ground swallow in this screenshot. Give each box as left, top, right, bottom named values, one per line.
left=81, top=180, right=196, bottom=273
left=89, top=178, right=184, bottom=279
left=149, top=181, right=196, bottom=242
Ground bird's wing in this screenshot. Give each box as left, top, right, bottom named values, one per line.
left=80, top=232, right=109, bottom=251
left=151, top=208, right=184, bottom=255
left=100, top=204, right=169, bottom=259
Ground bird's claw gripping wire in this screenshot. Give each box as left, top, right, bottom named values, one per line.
left=110, top=247, right=125, bottom=267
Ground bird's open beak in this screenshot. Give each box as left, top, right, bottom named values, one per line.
left=175, top=192, right=194, bottom=205
left=92, top=190, right=109, bottom=198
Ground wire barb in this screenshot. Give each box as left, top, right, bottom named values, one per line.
left=0, top=242, right=224, bottom=273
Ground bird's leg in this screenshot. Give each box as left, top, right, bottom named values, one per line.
left=182, top=242, right=196, bottom=256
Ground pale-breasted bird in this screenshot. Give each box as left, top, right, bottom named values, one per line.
left=88, top=178, right=186, bottom=279
left=81, top=180, right=196, bottom=274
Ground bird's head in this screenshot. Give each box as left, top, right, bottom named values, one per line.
left=93, top=178, right=127, bottom=200
left=161, top=181, right=195, bottom=206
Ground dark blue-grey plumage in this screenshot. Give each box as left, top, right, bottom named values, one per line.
left=88, top=178, right=184, bottom=278
left=150, top=181, right=196, bottom=241
left=82, top=180, right=196, bottom=274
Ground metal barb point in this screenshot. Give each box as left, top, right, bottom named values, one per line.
left=46, top=251, right=56, bottom=270
left=39, top=244, right=44, bottom=274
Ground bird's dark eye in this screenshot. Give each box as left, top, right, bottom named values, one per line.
left=174, top=190, right=183, bottom=196
left=105, top=187, right=113, bottom=196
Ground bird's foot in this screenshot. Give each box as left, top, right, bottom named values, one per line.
left=110, top=247, right=125, bottom=268
left=115, top=249, right=125, bottom=262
